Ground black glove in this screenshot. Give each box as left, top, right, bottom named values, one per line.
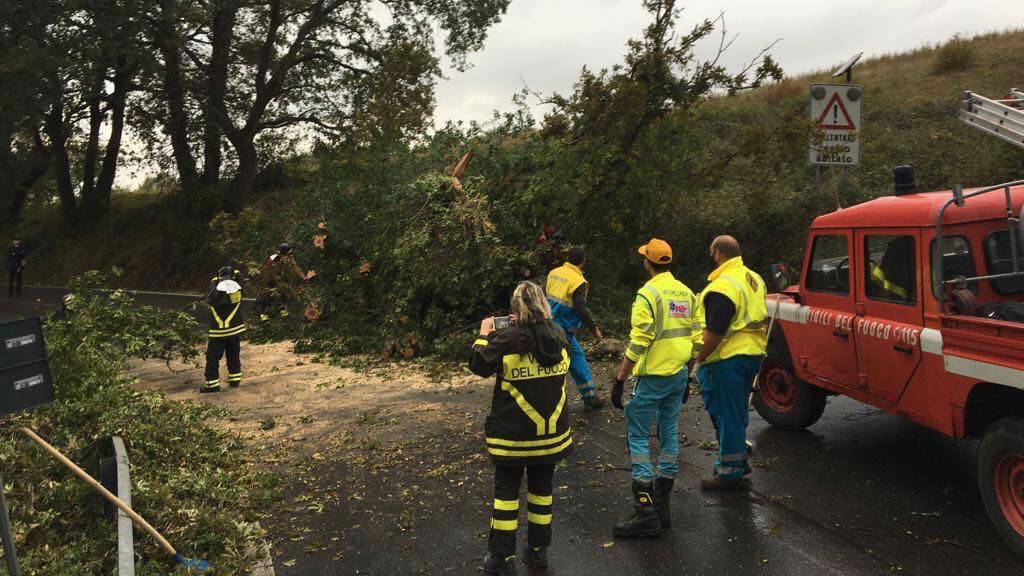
left=611, top=378, right=625, bottom=410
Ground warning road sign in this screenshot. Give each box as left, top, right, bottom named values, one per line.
left=809, top=83, right=863, bottom=166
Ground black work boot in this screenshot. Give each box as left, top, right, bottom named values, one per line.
left=653, top=476, right=674, bottom=528
left=482, top=553, right=517, bottom=575
left=612, top=480, right=661, bottom=538
left=522, top=545, right=548, bottom=569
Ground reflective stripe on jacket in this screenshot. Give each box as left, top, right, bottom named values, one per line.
left=545, top=263, right=587, bottom=331
left=697, top=257, right=768, bottom=363
left=869, top=262, right=909, bottom=299
left=625, top=272, right=697, bottom=376
left=469, top=322, right=573, bottom=465
left=208, top=279, right=246, bottom=338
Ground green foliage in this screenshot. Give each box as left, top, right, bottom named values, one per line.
left=933, top=34, right=976, bottom=75
left=0, top=269, right=276, bottom=574
left=19, top=23, right=1024, bottom=364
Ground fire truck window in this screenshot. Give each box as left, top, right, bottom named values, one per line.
left=930, top=236, right=977, bottom=299
left=805, top=235, right=849, bottom=295
left=865, top=235, right=916, bottom=305
left=984, top=230, right=1024, bottom=294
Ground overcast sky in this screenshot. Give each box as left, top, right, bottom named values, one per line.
left=434, top=0, right=1022, bottom=126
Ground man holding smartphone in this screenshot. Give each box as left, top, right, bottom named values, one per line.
left=545, top=247, right=604, bottom=410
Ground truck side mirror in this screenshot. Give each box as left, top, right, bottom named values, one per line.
left=769, top=263, right=790, bottom=293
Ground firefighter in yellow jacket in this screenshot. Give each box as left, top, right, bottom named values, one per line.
left=693, top=236, right=768, bottom=490
left=201, top=266, right=246, bottom=393
left=609, top=238, right=699, bottom=538
left=469, top=281, right=573, bottom=575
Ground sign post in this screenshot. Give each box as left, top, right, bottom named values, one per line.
left=810, top=52, right=863, bottom=209
left=0, top=317, right=55, bottom=576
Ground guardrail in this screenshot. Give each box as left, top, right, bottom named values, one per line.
left=112, top=437, right=135, bottom=576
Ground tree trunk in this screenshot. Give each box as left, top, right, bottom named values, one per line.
left=154, top=0, right=199, bottom=192
left=93, top=57, right=131, bottom=213
left=201, top=0, right=238, bottom=187
left=10, top=157, right=47, bottom=225
left=228, top=135, right=258, bottom=211
left=44, top=100, right=78, bottom=231
left=80, top=69, right=105, bottom=213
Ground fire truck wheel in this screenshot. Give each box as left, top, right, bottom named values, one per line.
left=752, top=363, right=826, bottom=430
left=979, top=416, right=1024, bottom=560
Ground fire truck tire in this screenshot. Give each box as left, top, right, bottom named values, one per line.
left=752, top=363, right=827, bottom=430
left=978, top=416, right=1024, bottom=560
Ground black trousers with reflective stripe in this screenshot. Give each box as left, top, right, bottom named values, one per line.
left=489, top=463, right=555, bottom=556
left=204, top=335, right=241, bottom=383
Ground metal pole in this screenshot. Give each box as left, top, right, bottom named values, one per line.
left=840, top=167, right=849, bottom=209
left=815, top=165, right=822, bottom=203
left=0, top=475, right=20, bottom=576
left=1006, top=186, right=1020, bottom=274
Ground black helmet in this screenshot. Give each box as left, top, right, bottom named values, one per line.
left=278, top=243, right=292, bottom=255
left=218, top=265, right=234, bottom=280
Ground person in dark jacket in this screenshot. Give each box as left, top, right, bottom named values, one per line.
left=201, top=266, right=246, bottom=393
left=7, top=238, right=27, bottom=297
left=469, top=281, right=573, bottom=575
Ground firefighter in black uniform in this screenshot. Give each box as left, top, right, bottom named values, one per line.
left=201, top=266, right=246, bottom=393
left=469, top=281, right=573, bottom=575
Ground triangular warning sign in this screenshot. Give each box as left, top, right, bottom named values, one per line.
left=817, top=92, right=856, bottom=130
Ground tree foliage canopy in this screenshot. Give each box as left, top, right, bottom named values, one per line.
left=0, top=0, right=511, bottom=227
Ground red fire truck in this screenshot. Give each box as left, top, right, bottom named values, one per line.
left=754, top=89, right=1024, bottom=558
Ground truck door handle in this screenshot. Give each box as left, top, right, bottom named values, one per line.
left=893, top=343, right=914, bottom=354
left=832, top=330, right=849, bottom=339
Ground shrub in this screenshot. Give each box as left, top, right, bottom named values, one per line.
left=0, top=269, right=277, bottom=575
left=933, top=34, right=975, bottom=75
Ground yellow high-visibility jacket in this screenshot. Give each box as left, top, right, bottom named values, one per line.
left=697, top=257, right=768, bottom=363
left=625, top=272, right=698, bottom=376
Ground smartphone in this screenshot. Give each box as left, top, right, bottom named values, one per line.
left=493, top=316, right=514, bottom=331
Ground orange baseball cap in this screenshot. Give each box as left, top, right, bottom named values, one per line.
left=638, top=238, right=672, bottom=264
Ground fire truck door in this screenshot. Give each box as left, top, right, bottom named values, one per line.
left=854, top=231, right=924, bottom=404
left=799, top=232, right=860, bottom=389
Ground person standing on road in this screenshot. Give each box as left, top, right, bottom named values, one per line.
left=469, top=281, right=573, bottom=575
left=693, top=235, right=768, bottom=490
left=545, top=247, right=605, bottom=410
left=201, top=266, right=246, bottom=393
left=7, top=238, right=27, bottom=297
left=610, top=238, right=699, bottom=539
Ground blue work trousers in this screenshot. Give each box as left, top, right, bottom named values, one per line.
left=566, top=332, right=593, bottom=396
left=624, top=369, right=688, bottom=482
left=699, top=355, right=761, bottom=480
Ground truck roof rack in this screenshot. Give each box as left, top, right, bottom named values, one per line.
left=936, top=89, right=1024, bottom=309
left=959, top=90, right=1024, bottom=150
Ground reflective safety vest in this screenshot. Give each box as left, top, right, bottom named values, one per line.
left=208, top=279, right=246, bottom=338
left=625, top=272, right=698, bottom=376
left=545, top=263, right=587, bottom=332
left=697, top=257, right=768, bottom=363
left=869, top=262, right=909, bottom=299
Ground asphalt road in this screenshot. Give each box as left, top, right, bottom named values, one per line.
left=8, top=287, right=1020, bottom=575
left=0, top=285, right=254, bottom=325
left=274, top=374, right=1024, bottom=576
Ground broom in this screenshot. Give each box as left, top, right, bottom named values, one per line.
left=21, top=428, right=212, bottom=570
